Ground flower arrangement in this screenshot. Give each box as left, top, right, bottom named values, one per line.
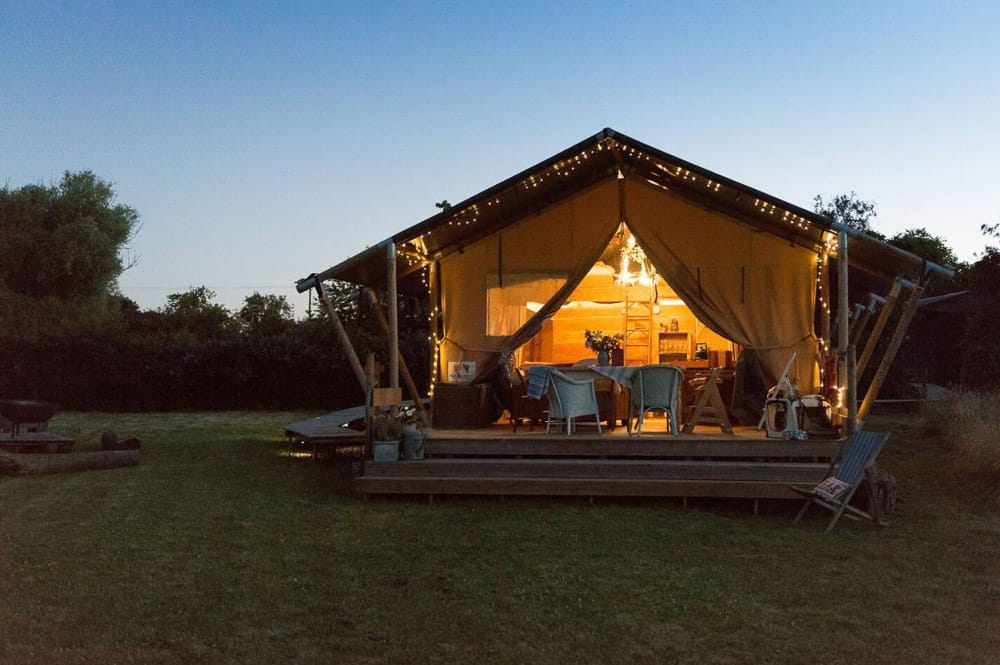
left=371, top=412, right=403, bottom=441
left=584, top=329, right=624, bottom=354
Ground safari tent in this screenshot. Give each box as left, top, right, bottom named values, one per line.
left=306, top=128, right=953, bottom=430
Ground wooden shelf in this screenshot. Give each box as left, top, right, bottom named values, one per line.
left=658, top=331, right=690, bottom=360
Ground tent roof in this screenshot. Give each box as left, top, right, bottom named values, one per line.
left=312, top=128, right=954, bottom=291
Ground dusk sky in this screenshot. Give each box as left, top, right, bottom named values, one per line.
left=3, top=1, right=998, bottom=317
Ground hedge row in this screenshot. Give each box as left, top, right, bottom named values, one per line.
left=0, top=326, right=429, bottom=412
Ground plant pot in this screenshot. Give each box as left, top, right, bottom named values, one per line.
left=372, top=439, right=400, bottom=462
left=597, top=350, right=610, bottom=366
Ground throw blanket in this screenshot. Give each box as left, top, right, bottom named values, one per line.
left=525, top=366, right=553, bottom=400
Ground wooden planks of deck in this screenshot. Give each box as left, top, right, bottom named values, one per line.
left=0, top=431, right=74, bottom=454
left=355, top=429, right=841, bottom=500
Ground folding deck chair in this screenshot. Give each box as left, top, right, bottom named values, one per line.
left=790, top=430, right=889, bottom=532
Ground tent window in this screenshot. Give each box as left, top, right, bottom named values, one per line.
left=486, top=272, right=566, bottom=337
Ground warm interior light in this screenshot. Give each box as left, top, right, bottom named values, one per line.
left=658, top=298, right=686, bottom=307
left=614, top=230, right=658, bottom=287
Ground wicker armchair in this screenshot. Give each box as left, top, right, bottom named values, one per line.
left=628, top=364, right=684, bottom=435
left=545, top=370, right=602, bottom=435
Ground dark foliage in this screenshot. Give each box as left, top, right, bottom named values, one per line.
left=814, top=191, right=883, bottom=238
left=0, top=284, right=429, bottom=411
left=0, top=171, right=139, bottom=299
left=960, top=225, right=1000, bottom=388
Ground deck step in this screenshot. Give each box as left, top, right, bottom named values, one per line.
left=423, top=437, right=841, bottom=459
left=355, top=475, right=812, bottom=499
left=363, top=458, right=827, bottom=483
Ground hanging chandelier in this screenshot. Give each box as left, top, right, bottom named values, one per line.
left=614, top=234, right=658, bottom=287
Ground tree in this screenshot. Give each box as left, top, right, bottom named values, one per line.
left=161, top=286, right=235, bottom=340
left=960, top=223, right=1000, bottom=387
left=888, top=228, right=962, bottom=269
left=239, top=292, right=294, bottom=336
left=0, top=171, right=139, bottom=299
left=813, top=192, right=883, bottom=238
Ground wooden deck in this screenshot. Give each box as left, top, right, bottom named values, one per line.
left=283, top=409, right=842, bottom=500
left=0, top=431, right=74, bottom=454
left=284, top=408, right=366, bottom=457
left=355, top=423, right=841, bottom=500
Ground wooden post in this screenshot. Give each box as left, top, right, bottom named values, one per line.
left=857, top=278, right=904, bottom=377
left=365, top=288, right=426, bottom=413
left=820, top=251, right=831, bottom=351
left=857, top=280, right=925, bottom=423
left=386, top=241, right=399, bottom=390
left=365, top=353, right=377, bottom=458
left=850, top=293, right=879, bottom=347
left=846, top=345, right=857, bottom=434
left=315, top=281, right=369, bottom=394
left=818, top=249, right=833, bottom=393
left=847, top=303, right=865, bottom=341
left=837, top=231, right=849, bottom=420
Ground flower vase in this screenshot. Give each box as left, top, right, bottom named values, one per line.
left=597, top=350, right=610, bottom=366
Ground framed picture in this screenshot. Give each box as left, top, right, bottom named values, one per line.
left=447, top=361, right=477, bottom=383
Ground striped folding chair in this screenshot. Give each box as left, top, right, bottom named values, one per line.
left=790, top=430, right=889, bottom=532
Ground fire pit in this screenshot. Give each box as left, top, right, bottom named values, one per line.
left=0, top=399, right=59, bottom=436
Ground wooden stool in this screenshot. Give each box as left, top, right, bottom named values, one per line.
left=682, top=367, right=734, bottom=434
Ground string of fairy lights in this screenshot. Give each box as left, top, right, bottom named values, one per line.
left=814, top=232, right=845, bottom=407
left=386, top=135, right=838, bottom=394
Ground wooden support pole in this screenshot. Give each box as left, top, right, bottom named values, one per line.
left=365, top=353, right=377, bottom=458
left=850, top=293, right=879, bottom=348
left=386, top=241, right=399, bottom=390
left=365, top=288, right=426, bottom=413
left=846, top=344, right=858, bottom=434
left=857, top=280, right=925, bottom=423
left=847, top=303, right=866, bottom=341
left=315, top=281, right=369, bottom=394
left=857, top=278, right=904, bottom=377
left=837, top=231, right=850, bottom=420
left=820, top=251, right=831, bottom=351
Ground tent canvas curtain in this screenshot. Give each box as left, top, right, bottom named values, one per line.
left=626, top=180, right=819, bottom=388
left=437, top=180, right=620, bottom=380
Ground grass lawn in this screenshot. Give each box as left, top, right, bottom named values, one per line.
left=1, top=411, right=997, bottom=664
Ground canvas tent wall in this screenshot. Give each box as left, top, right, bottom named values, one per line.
left=436, top=177, right=819, bottom=389
left=311, top=128, right=953, bottom=404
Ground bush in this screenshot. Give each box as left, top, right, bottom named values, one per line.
left=931, top=390, right=1000, bottom=504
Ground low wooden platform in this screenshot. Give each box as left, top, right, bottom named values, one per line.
left=284, top=409, right=366, bottom=457
left=283, top=400, right=428, bottom=457
left=355, top=425, right=841, bottom=500
left=0, top=431, right=74, bottom=454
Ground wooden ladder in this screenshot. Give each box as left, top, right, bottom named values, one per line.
left=623, top=298, right=651, bottom=366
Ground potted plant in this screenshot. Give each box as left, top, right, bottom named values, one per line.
left=584, top=330, right=625, bottom=366
left=370, top=412, right=403, bottom=462
left=401, top=415, right=426, bottom=460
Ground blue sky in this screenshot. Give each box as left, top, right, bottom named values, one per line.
left=3, top=1, right=998, bottom=316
